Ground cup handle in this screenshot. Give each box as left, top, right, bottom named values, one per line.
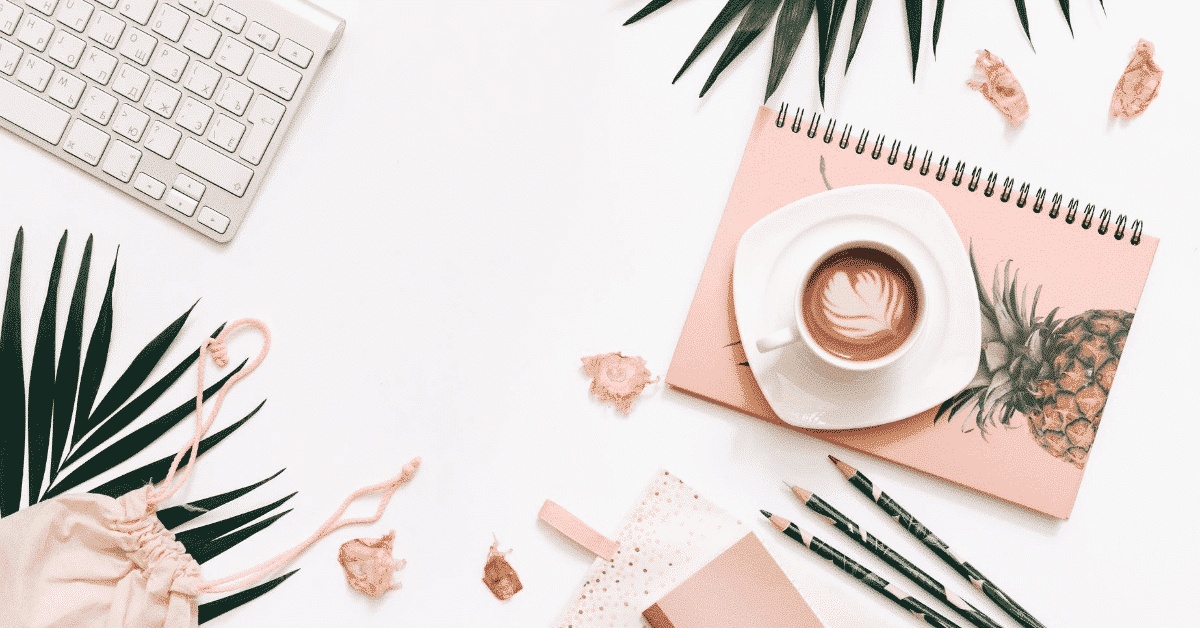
left=755, top=326, right=800, bottom=353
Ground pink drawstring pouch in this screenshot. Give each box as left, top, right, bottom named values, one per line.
left=0, top=319, right=419, bottom=628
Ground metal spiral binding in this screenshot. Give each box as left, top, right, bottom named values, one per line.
left=772, top=102, right=1143, bottom=245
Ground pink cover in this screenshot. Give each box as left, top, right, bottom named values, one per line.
left=642, top=532, right=826, bottom=628
left=667, top=106, right=1159, bottom=519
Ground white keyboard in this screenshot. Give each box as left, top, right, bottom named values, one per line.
left=0, top=0, right=344, bottom=242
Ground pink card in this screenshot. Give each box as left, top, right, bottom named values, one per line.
left=667, top=106, right=1158, bottom=519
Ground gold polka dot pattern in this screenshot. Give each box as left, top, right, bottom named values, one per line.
left=555, top=470, right=747, bottom=628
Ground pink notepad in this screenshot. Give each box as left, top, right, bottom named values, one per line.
left=643, top=532, right=825, bottom=628
left=667, top=105, right=1159, bottom=519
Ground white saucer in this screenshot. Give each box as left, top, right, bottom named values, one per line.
left=732, top=185, right=981, bottom=430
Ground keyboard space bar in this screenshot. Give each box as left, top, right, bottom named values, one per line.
left=0, top=78, right=70, bottom=145
left=176, top=139, right=254, bottom=198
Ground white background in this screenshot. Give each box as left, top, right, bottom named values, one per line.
left=2, top=1, right=1198, bottom=627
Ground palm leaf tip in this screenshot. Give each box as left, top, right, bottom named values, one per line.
left=197, top=569, right=300, bottom=624
left=50, top=234, right=93, bottom=484
left=932, top=0, right=945, bottom=54
left=843, top=0, right=873, bottom=74
left=624, top=0, right=675, bottom=25
left=765, top=0, right=815, bottom=102
left=673, top=0, right=753, bottom=84
left=1012, top=0, right=1033, bottom=49
left=74, top=248, right=119, bottom=444
left=1058, top=0, right=1073, bottom=36
left=903, top=0, right=921, bottom=81
left=699, top=0, right=782, bottom=98
left=27, top=231, right=68, bottom=505
left=0, top=227, right=26, bottom=517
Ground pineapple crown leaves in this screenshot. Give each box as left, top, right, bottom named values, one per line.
left=936, top=244, right=1063, bottom=435
left=623, top=0, right=1094, bottom=102
left=0, top=229, right=294, bottom=622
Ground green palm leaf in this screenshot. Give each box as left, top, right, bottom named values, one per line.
left=189, top=508, right=293, bottom=565
left=198, top=570, right=299, bottom=624
left=624, top=0, right=677, bottom=25
left=0, top=229, right=25, bottom=517
left=700, top=0, right=783, bottom=97
left=1058, top=0, right=1072, bottom=36
left=843, top=0, right=872, bottom=73
left=49, top=235, right=91, bottom=484
left=27, top=232, right=65, bottom=504
left=175, top=492, right=296, bottom=557
left=158, top=469, right=285, bottom=529
left=673, top=0, right=752, bottom=83
left=815, top=0, right=849, bottom=103
left=765, top=0, right=815, bottom=101
left=1012, top=0, right=1032, bottom=47
left=932, top=0, right=945, bottom=54
left=73, top=250, right=116, bottom=444
left=903, top=0, right=920, bottom=81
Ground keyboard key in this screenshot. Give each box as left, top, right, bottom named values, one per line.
left=0, top=1, right=22, bottom=36
left=149, top=2, right=186, bottom=41
left=133, top=171, right=165, bottom=198
left=0, top=39, right=22, bottom=75
left=214, top=36, right=249, bottom=74
left=62, top=117, right=109, bottom=165
left=117, top=0, right=156, bottom=25
left=173, top=172, right=203, bottom=199
left=238, top=92, right=281, bottom=165
left=27, top=0, right=58, bottom=16
left=17, top=12, right=53, bottom=51
left=48, top=30, right=85, bottom=67
left=142, top=118, right=178, bottom=156
left=113, top=102, right=147, bottom=140
left=181, top=58, right=216, bottom=97
left=56, top=0, right=94, bottom=32
left=180, top=19, right=217, bottom=57
left=117, top=26, right=156, bottom=65
left=111, top=62, right=147, bottom=99
left=165, top=188, right=196, bottom=215
left=197, top=206, right=229, bottom=233
left=16, top=53, right=53, bottom=91
left=246, top=53, right=299, bottom=100
left=100, top=138, right=139, bottom=181
left=88, top=10, right=124, bottom=48
left=149, top=41, right=185, bottom=81
left=142, top=79, right=178, bottom=116
left=244, top=21, right=276, bottom=50
left=79, top=85, right=115, bottom=123
left=78, top=45, right=116, bottom=83
left=177, top=0, right=210, bottom=16
left=210, top=4, right=243, bottom=32
left=277, top=38, right=311, bottom=69
left=176, top=137, right=250, bottom=195
left=206, top=112, right=241, bottom=151
left=94, top=0, right=115, bottom=8
left=174, top=95, right=210, bottom=133
left=0, top=75, right=69, bottom=142
left=46, top=70, right=85, bottom=107
left=213, top=75, right=249, bottom=114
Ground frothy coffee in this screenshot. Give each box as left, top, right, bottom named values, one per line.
left=801, top=247, right=920, bottom=362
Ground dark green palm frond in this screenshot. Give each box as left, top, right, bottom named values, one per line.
left=673, top=0, right=752, bottom=83
left=932, top=0, right=945, bottom=54
left=1012, top=0, right=1032, bottom=48
left=624, top=0, right=677, bottom=25
left=73, top=250, right=116, bottom=445
left=843, top=0, right=872, bottom=73
left=158, top=469, right=285, bottom=529
left=765, top=0, right=815, bottom=102
left=700, top=0, right=783, bottom=97
left=1058, top=0, right=1072, bottom=36
left=198, top=570, right=299, bottom=625
left=27, top=232, right=65, bottom=505
left=188, top=508, right=293, bottom=564
left=903, top=0, right=920, bottom=81
left=814, top=0, right=848, bottom=104
left=176, top=492, right=296, bottom=557
left=49, top=235, right=91, bottom=485
left=0, top=229, right=25, bottom=517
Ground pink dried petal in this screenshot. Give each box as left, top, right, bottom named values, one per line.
left=967, top=50, right=1030, bottom=127
left=1110, top=39, right=1162, bottom=119
left=482, top=540, right=522, bottom=600
left=338, top=530, right=405, bottom=598
left=581, top=352, right=658, bottom=414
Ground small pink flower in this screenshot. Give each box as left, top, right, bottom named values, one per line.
left=338, top=530, right=405, bottom=598
left=581, top=352, right=658, bottom=414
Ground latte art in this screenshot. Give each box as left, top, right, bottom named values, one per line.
left=802, top=248, right=920, bottom=362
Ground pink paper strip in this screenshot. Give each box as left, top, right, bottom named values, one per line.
left=538, top=500, right=618, bottom=560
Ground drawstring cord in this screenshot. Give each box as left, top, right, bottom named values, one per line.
left=143, top=318, right=420, bottom=594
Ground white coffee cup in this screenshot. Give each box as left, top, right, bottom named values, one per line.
left=755, top=239, right=927, bottom=372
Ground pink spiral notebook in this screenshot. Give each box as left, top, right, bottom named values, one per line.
left=667, top=105, right=1159, bottom=519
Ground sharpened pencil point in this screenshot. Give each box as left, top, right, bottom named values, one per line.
left=759, top=509, right=772, bottom=518
left=789, top=484, right=812, bottom=503
left=828, top=455, right=856, bottom=479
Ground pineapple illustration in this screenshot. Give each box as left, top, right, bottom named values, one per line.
left=935, top=247, right=1134, bottom=469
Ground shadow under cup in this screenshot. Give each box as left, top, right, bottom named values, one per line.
left=799, top=242, right=925, bottom=370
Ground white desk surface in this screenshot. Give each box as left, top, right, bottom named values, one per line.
left=3, top=1, right=1198, bottom=626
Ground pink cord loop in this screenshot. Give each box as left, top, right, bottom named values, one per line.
left=196, top=456, right=422, bottom=594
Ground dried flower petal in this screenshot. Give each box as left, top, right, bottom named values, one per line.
left=581, top=352, right=658, bottom=414
left=482, top=539, right=522, bottom=600
left=967, top=50, right=1030, bottom=127
left=338, top=530, right=405, bottom=598
left=1110, top=39, right=1162, bottom=119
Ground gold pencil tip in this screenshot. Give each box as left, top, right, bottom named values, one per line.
left=829, top=455, right=856, bottom=479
